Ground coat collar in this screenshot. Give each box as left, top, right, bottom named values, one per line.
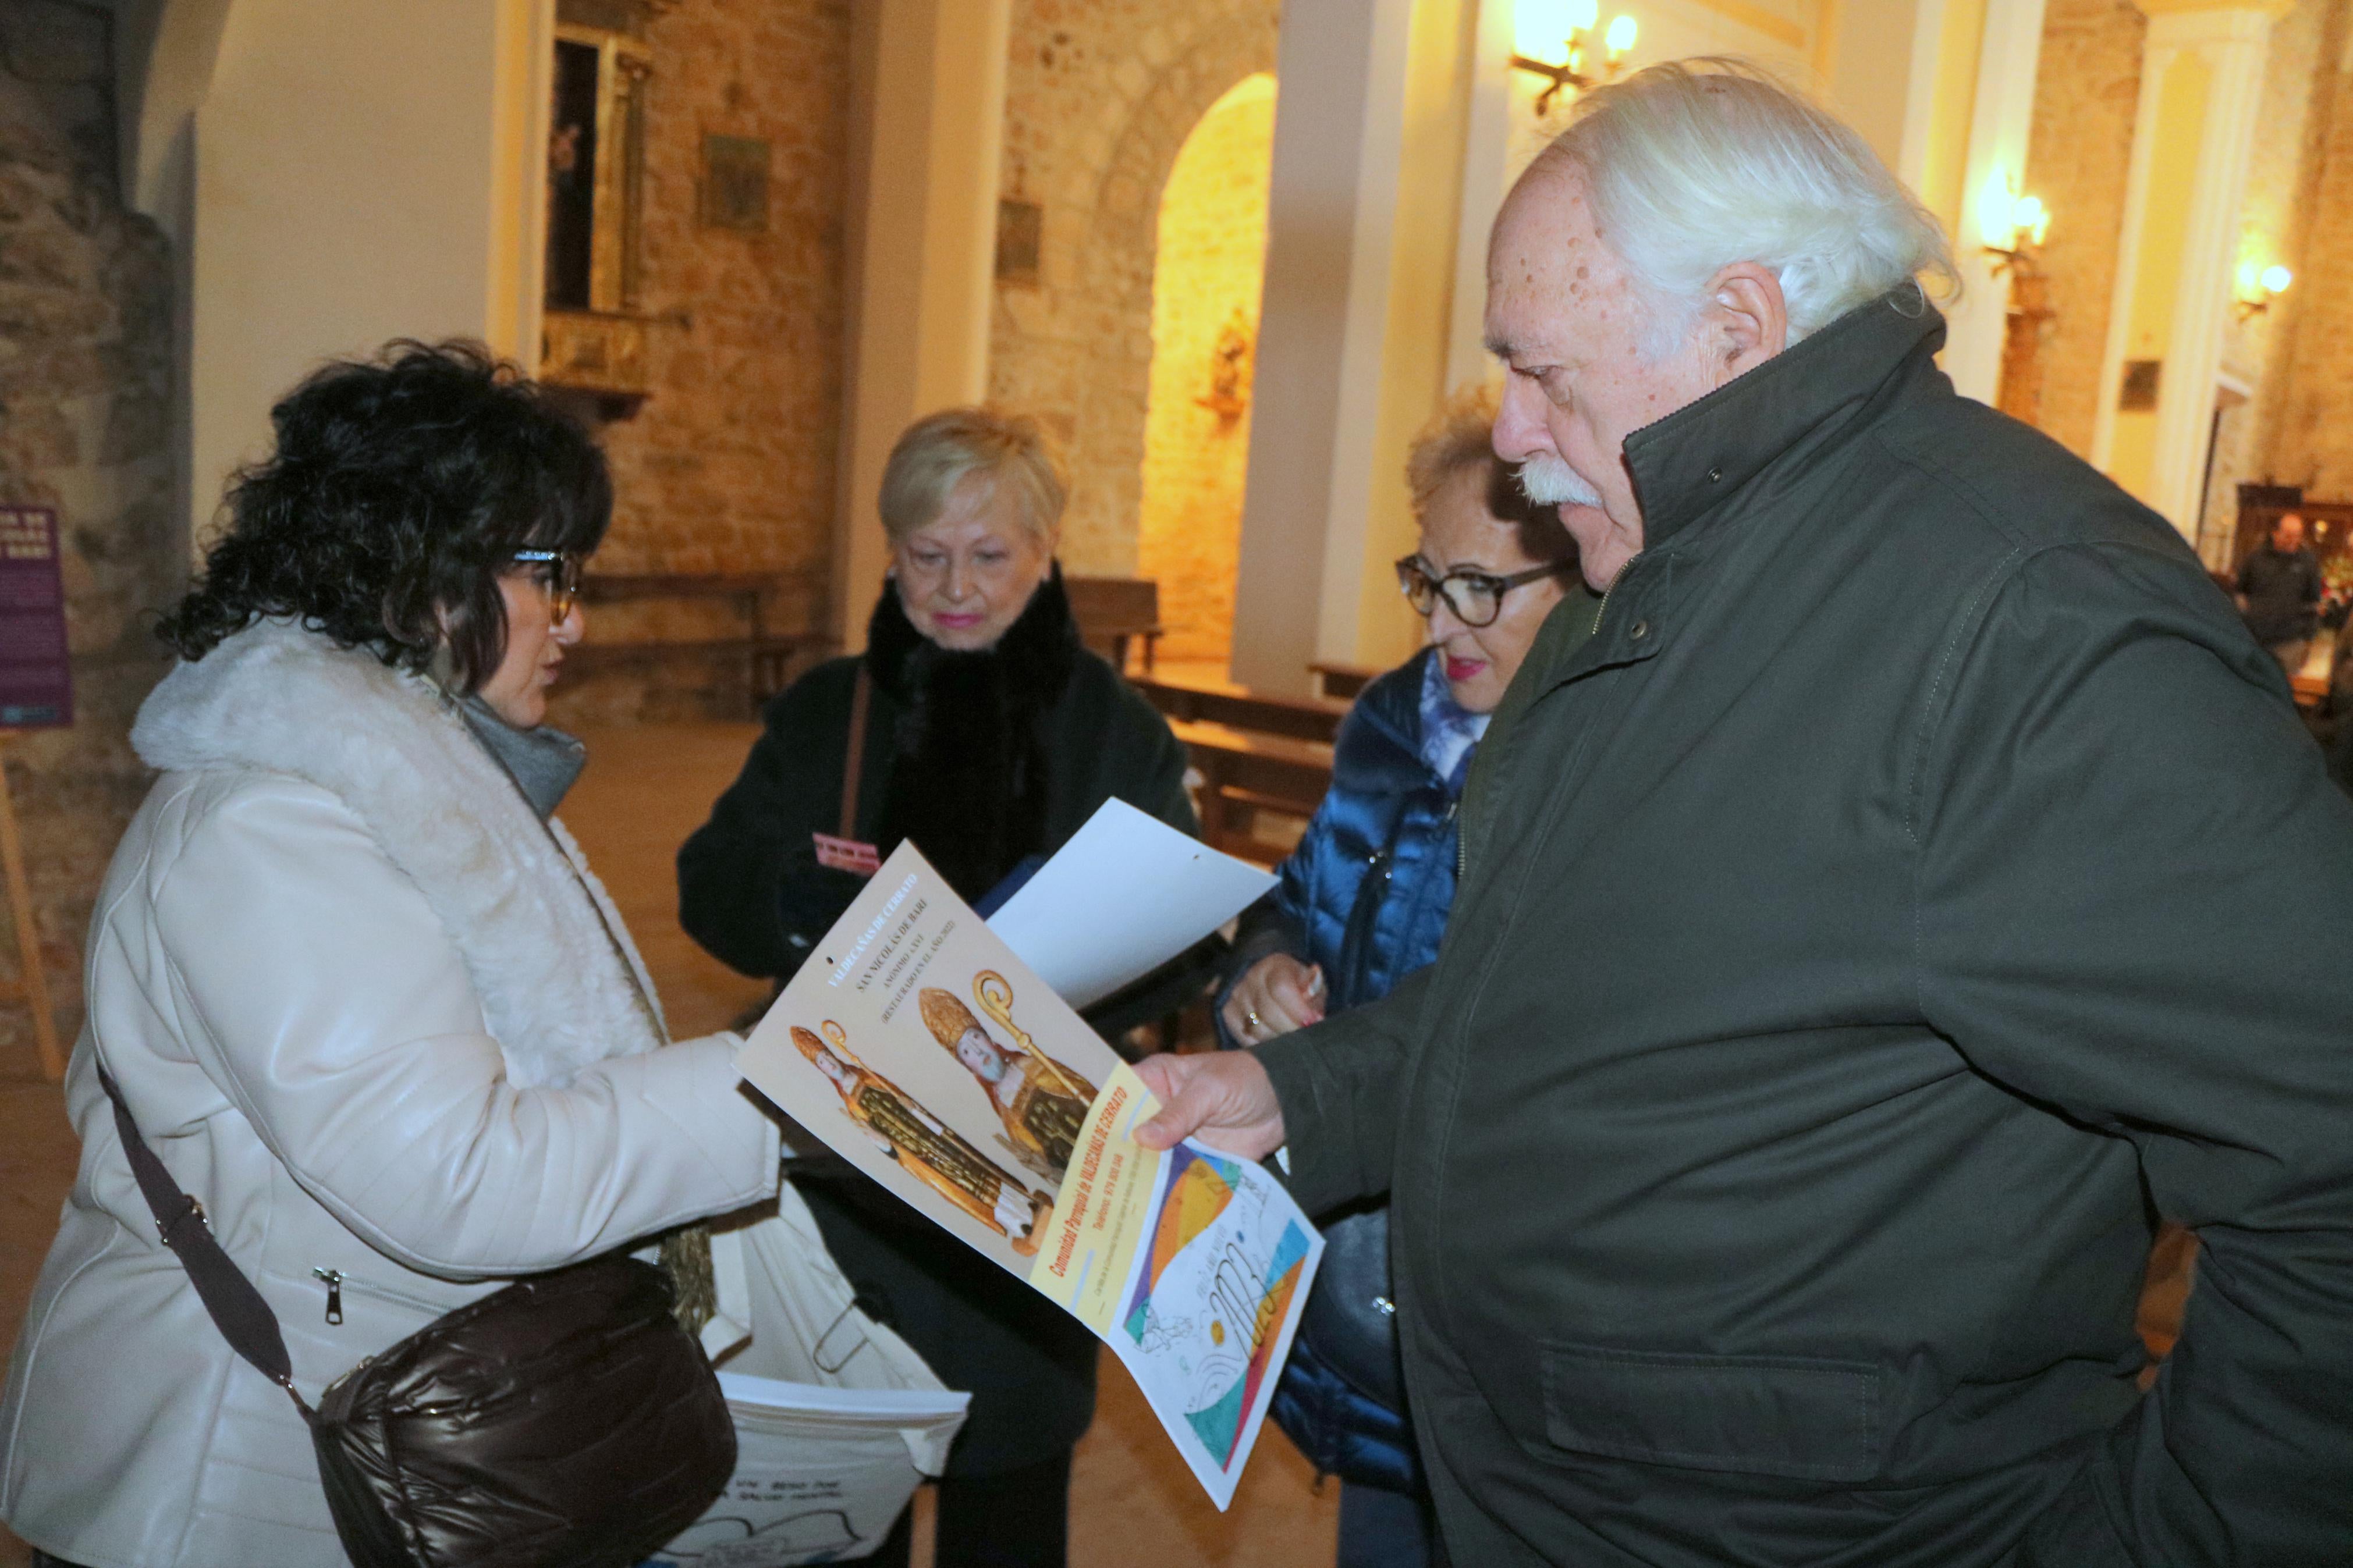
left=864, top=561, right=1081, bottom=702
left=129, top=618, right=666, bottom=1087
left=1622, top=286, right=1946, bottom=553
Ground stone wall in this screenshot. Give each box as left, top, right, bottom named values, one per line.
left=989, top=0, right=1281, bottom=578
left=0, top=0, right=175, bottom=1046
left=1134, top=75, right=1273, bottom=666
left=2020, top=0, right=2145, bottom=462
left=549, top=0, right=852, bottom=724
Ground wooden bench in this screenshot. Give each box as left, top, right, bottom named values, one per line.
left=1065, top=575, right=1165, bottom=673
left=1170, top=717, right=1333, bottom=867
left=1133, top=672, right=1349, bottom=744
left=570, top=572, right=826, bottom=709
left=1308, top=659, right=1383, bottom=701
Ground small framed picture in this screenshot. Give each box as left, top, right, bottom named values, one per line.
left=996, top=198, right=1043, bottom=288
left=702, top=134, right=771, bottom=232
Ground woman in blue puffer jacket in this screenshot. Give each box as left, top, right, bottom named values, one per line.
left=1218, top=387, right=1584, bottom=1568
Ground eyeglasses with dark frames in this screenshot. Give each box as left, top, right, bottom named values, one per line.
left=511, top=550, right=584, bottom=624
left=1394, top=554, right=1562, bottom=628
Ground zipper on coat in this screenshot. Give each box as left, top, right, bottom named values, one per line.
left=310, top=1266, right=452, bottom=1318
left=1591, top=560, right=1631, bottom=637
left=312, top=1267, right=344, bottom=1325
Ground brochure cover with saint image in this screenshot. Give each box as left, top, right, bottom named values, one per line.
left=737, top=837, right=1319, bottom=1509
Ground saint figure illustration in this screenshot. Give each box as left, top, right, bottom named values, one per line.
left=920, top=979, right=1098, bottom=1187
left=791, top=1022, right=1049, bottom=1255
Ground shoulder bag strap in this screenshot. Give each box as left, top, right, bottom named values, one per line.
left=839, top=663, right=873, bottom=840
left=93, top=1062, right=314, bottom=1419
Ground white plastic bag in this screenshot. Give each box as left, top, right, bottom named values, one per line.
left=646, top=1185, right=969, bottom=1567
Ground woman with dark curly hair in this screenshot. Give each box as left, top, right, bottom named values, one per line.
left=0, top=341, right=790, bottom=1568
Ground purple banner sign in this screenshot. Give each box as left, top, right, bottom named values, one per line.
left=0, top=507, right=72, bottom=729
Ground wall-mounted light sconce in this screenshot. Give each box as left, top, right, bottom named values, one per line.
left=2234, top=261, right=2292, bottom=321
left=1983, top=187, right=2051, bottom=278
left=1511, top=0, right=1638, bottom=117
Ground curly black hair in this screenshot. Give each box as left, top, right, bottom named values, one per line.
left=156, top=339, right=611, bottom=690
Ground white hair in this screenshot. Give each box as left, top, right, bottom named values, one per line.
left=1545, top=60, right=1956, bottom=344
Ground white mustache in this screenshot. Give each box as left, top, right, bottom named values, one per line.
left=1518, top=455, right=1602, bottom=508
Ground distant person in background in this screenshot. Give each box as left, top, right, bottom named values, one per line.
left=2237, top=510, right=2323, bottom=675
left=679, top=406, right=1194, bottom=1568
left=1217, top=386, right=1585, bottom=1568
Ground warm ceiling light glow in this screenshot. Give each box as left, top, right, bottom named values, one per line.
left=2261, top=263, right=2292, bottom=295
left=1605, top=13, right=1638, bottom=55
left=2013, top=194, right=2048, bottom=247
left=1978, top=170, right=2013, bottom=246
left=1978, top=175, right=2050, bottom=253
left=1570, top=0, right=1602, bottom=30
left=1514, top=0, right=1577, bottom=66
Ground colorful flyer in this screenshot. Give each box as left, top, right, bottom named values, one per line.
left=737, top=840, right=1319, bottom=1509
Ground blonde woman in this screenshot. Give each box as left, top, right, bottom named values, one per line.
left=680, top=406, right=1194, bottom=1568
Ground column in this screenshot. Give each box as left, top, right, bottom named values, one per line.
left=1445, top=0, right=1516, bottom=390
left=830, top=0, right=1012, bottom=650
left=2092, top=0, right=2290, bottom=536
left=178, top=0, right=552, bottom=552
left=121, top=0, right=553, bottom=554
left=1229, top=0, right=1460, bottom=692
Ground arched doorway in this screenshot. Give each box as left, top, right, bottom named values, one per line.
left=1134, top=73, right=1275, bottom=668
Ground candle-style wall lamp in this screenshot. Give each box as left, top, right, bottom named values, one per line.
left=2235, top=261, right=2292, bottom=321
left=1510, top=0, right=1638, bottom=117
left=1983, top=187, right=2051, bottom=278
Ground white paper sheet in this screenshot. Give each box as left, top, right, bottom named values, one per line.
left=647, top=1373, right=971, bottom=1567
left=987, top=798, right=1276, bottom=1007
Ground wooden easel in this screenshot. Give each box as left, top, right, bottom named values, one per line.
left=0, top=734, right=62, bottom=1080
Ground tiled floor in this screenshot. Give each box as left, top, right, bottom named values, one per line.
left=0, top=724, right=1336, bottom=1567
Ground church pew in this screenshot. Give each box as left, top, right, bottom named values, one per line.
left=1131, top=673, right=1350, bottom=744
left=1169, top=717, right=1334, bottom=868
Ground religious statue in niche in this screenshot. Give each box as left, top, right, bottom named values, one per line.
left=1196, top=310, right=1254, bottom=427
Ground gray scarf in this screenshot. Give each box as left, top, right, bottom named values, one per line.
left=457, top=695, right=587, bottom=820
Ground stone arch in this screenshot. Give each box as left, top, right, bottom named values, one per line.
left=989, top=0, right=1280, bottom=574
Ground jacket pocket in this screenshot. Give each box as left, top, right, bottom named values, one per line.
left=1540, top=1341, right=1884, bottom=1484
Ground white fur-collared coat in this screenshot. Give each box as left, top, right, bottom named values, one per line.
left=0, top=621, right=782, bottom=1567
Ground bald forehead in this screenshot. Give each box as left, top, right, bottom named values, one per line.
left=1484, top=161, right=1626, bottom=356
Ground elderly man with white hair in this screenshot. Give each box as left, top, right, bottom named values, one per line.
left=1137, top=61, right=2353, bottom=1567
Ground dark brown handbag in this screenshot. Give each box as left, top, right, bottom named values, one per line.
left=97, top=1064, right=736, bottom=1568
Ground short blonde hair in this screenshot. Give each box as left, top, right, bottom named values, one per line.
left=1406, top=385, right=1575, bottom=567
left=879, top=407, right=1067, bottom=545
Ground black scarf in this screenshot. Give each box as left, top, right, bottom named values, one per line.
left=864, top=567, right=1081, bottom=903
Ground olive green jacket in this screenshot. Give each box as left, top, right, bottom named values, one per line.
left=1261, top=293, right=2353, bottom=1567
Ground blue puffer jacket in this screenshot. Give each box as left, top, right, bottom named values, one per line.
left=1218, top=648, right=1464, bottom=1492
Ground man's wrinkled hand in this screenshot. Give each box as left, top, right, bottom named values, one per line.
left=1133, top=1050, right=1286, bottom=1160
